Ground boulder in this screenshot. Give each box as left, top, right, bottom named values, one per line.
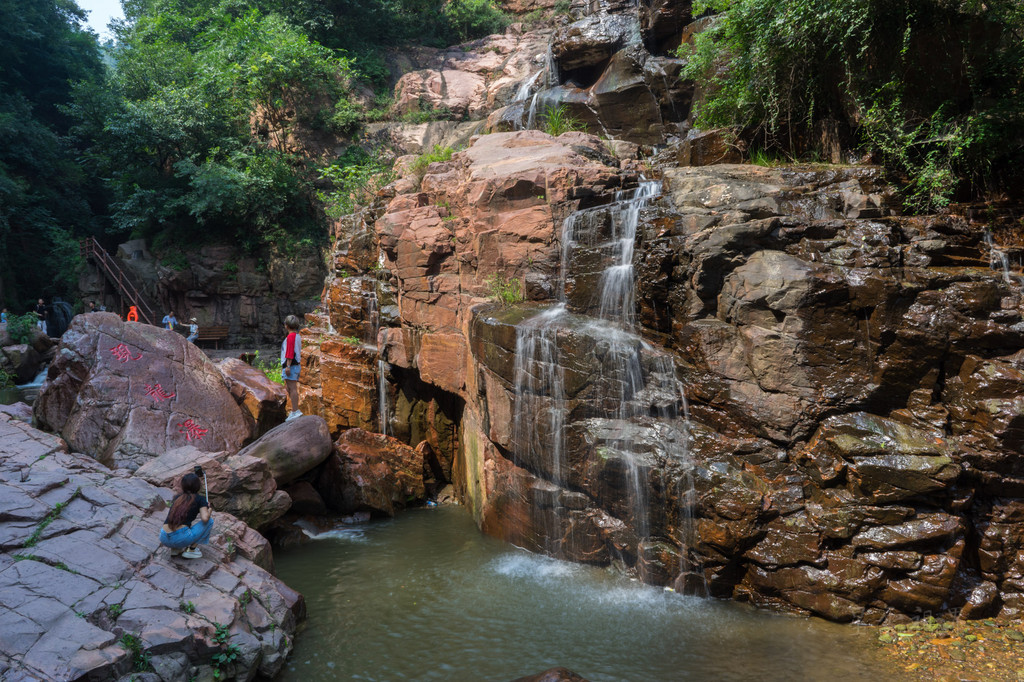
left=134, top=445, right=291, bottom=530
left=551, top=13, right=641, bottom=73
left=284, top=481, right=328, bottom=516
left=590, top=48, right=665, bottom=143
left=236, top=415, right=332, bottom=486
left=0, top=401, right=33, bottom=423
left=2, top=344, right=42, bottom=384
left=316, top=428, right=426, bottom=516
left=33, top=313, right=249, bottom=470
left=215, top=357, right=288, bottom=438
left=0, top=412, right=302, bottom=680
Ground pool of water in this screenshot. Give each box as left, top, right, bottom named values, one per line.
left=274, top=506, right=896, bottom=682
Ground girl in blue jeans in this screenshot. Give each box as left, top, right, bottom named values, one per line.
left=159, top=473, right=212, bottom=559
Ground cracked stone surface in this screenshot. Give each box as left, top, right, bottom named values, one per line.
left=0, top=412, right=304, bottom=681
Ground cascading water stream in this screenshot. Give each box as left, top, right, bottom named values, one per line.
left=985, top=229, right=1022, bottom=287
left=511, top=179, right=697, bottom=583
left=365, top=282, right=393, bottom=437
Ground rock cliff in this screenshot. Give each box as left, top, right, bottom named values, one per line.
left=303, top=121, right=1024, bottom=624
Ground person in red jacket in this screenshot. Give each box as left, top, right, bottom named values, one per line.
left=281, top=315, right=303, bottom=421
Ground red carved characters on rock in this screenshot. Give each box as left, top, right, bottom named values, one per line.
left=109, top=343, right=143, bottom=363
left=143, top=383, right=176, bottom=402
left=177, top=419, right=209, bottom=442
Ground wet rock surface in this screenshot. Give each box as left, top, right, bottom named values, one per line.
left=312, top=113, right=1024, bottom=622
left=0, top=412, right=302, bottom=681
left=317, top=428, right=428, bottom=516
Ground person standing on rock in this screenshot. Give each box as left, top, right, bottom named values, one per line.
left=186, top=317, right=199, bottom=343
left=281, top=315, right=303, bottom=421
left=162, top=311, right=178, bottom=331
left=160, top=472, right=212, bottom=559
left=34, top=298, right=47, bottom=334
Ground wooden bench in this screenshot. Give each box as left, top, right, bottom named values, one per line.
left=194, top=325, right=229, bottom=349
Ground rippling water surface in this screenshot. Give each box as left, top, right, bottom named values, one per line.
left=275, top=506, right=895, bottom=682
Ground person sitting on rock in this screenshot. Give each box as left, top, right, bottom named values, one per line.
left=186, top=317, right=199, bottom=343
left=162, top=311, right=178, bottom=331
left=281, top=314, right=303, bottom=421
left=159, top=473, right=212, bottom=559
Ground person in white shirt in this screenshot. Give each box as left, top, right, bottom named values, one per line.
left=186, top=317, right=199, bottom=343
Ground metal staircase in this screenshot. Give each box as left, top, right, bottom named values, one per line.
left=79, top=237, right=159, bottom=326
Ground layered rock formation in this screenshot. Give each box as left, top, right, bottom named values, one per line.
left=383, top=0, right=690, bottom=146
left=0, top=412, right=303, bottom=681
left=304, top=122, right=1024, bottom=624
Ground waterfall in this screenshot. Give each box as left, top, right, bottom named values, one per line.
left=366, top=281, right=392, bottom=437
left=513, top=70, right=542, bottom=103
left=985, top=230, right=1021, bottom=286
left=510, top=178, right=697, bottom=581
left=378, top=358, right=392, bottom=437
left=526, top=92, right=541, bottom=131
left=597, top=182, right=659, bottom=326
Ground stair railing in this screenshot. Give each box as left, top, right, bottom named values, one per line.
left=79, top=237, right=159, bottom=326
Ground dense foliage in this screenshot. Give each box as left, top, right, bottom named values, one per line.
left=79, top=5, right=354, bottom=254
left=0, top=0, right=509, bottom=312
left=254, top=0, right=508, bottom=85
left=0, top=0, right=105, bottom=310
left=682, top=0, right=1024, bottom=210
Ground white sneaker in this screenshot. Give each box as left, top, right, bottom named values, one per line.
left=181, top=548, right=202, bottom=559
left=286, top=410, right=303, bottom=421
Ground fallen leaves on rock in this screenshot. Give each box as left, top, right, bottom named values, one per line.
left=874, top=617, right=1024, bottom=681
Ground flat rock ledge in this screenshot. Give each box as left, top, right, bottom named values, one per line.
left=0, top=413, right=304, bottom=681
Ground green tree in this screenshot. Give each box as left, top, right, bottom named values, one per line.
left=0, top=0, right=106, bottom=310
left=87, top=6, right=356, bottom=253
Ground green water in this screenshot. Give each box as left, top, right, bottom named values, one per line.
left=275, top=506, right=896, bottom=682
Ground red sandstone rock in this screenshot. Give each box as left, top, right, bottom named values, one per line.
left=134, top=444, right=291, bottom=530
left=317, top=428, right=426, bottom=516
left=33, top=313, right=249, bottom=470
left=392, top=31, right=552, bottom=120
left=299, top=337, right=378, bottom=435
left=0, top=412, right=300, bottom=679
left=215, top=356, right=288, bottom=438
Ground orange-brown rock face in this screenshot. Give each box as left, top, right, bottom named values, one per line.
left=377, top=130, right=623, bottom=334
left=312, top=124, right=1024, bottom=624
left=316, top=428, right=427, bottom=516
left=298, top=336, right=378, bottom=437
left=216, top=357, right=288, bottom=438
left=393, top=32, right=553, bottom=120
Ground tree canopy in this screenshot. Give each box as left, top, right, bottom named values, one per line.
left=0, top=0, right=105, bottom=310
